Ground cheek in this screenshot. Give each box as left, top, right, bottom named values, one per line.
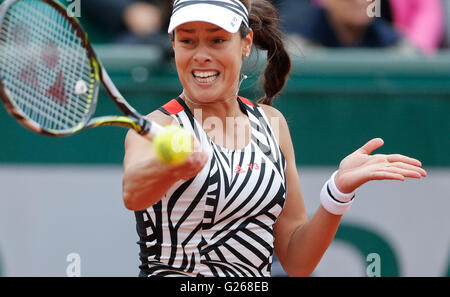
left=221, top=52, right=243, bottom=78
left=174, top=53, right=191, bottom=81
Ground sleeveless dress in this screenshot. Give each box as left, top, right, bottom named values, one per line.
left=134, top=96, right=287, bottom=277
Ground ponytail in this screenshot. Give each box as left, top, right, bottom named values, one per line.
left=240, top=0, right=291, bottom=106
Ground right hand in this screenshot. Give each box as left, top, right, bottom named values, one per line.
left=167, top=139, right=209, bottom=181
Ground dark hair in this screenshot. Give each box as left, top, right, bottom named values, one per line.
left=240, top=0, right=291, bottom=106
left=169, top=0, right=291, bottom=106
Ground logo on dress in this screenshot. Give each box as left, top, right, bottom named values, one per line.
left=235, top=163, right=260, bottom=174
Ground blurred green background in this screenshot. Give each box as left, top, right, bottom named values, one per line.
left=1, top=46, right=449, bottom=167
left=1, top=0, right=448, bottom=167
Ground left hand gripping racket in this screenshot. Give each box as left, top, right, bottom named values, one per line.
left=0, top=0, right=165, bottom=140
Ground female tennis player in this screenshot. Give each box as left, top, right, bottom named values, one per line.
left=122, top=0, right=426, bottom=277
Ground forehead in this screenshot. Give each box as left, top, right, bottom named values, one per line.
left=175, top=21, right=230, bottom=34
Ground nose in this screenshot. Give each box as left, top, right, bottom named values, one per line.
left=193, top=45, right=212, bottom=64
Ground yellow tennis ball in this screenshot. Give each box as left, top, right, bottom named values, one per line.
left=153, top=125, right=193, bottom=166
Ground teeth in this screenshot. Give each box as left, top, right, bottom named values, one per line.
left=193, top=71, right=219, bottom=78
left=195, top=76, right=218, bottom=83
left=193, top=71, right=219, bottom=83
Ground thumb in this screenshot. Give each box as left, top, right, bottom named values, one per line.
left=356, top=138, right=384, bottom=155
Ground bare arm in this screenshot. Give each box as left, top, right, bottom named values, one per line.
left=261, top=105, right=340, bottom=276
left=262, top=105, right=426, bottom=276
left=122, top=110, right=208, bottom=211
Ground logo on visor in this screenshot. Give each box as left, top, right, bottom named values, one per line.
left=231, top=16, right=238, bottom=27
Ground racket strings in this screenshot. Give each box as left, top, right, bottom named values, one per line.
left=0, top=13, right=84, bottom=127
left=17, top=1, right=92, bottom=125
left=0, top=30, right=87, bottom=128
left=0, top=16, right=88, bottom=130
left=0, top=0, right=96, bottom=131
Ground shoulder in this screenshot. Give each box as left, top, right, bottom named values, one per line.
left=258, top=103, right=293, bottom=153
left=146, top=109, right=177, bottom=126
left=258, top=103, right=289, bottom=131
left=258, top=103, right=285, bottom=119
left=125, top=108, right=176, bottom=147
left=122, top=108, right=175, bottom=171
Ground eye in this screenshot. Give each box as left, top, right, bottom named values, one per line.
left=213, top=38, right=226, bottom=44
left=179, top=39, right=193, bottom=44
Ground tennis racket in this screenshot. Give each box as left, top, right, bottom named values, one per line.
left=0, top=0, right=167, bottom=142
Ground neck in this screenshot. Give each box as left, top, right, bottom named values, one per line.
left=180, top=74, right=247, bottom=119
left=182, top=90, right=237, bottom=107
left=181, top=92, right=243, bottom=123
left=181, top=91, right=249, bottom=150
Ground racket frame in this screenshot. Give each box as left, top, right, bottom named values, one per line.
left=0, top=0, right=161, bottom=139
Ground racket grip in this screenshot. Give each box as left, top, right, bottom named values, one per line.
left=148, top=121, right=164, bottom=138
left=139, top=117, right=164, bottom=141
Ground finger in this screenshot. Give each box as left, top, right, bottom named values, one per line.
left=357, top=138, right=384, bottom=155
left=387, top=162, right=427, bottom=177
left=387, top=154, right=422, bottom=167
left=196, top=154, right=208, bottom=170
left=193, top=139, right=203, bottom=153
left=201, top=152, right=209, bottom=165
left=382, top=166, right=422, bottom=179
left=370, top=171, right=405, bottom=181
left=179, top=165, right=203, bottom=181
left=188, top=152, right=208, bottom=171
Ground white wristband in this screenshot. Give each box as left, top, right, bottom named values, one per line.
left=320, top=171, right=356, bottom=215
left=329, top=171, right=355, bottom=203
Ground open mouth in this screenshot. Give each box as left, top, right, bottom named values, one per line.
left=192, top=71, right=220, bottom=84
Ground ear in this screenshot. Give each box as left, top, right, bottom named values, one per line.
left=242, top=28, right=254, bottom=57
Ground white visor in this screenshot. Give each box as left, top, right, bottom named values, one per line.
left=168, top=0, right=249, bottom=34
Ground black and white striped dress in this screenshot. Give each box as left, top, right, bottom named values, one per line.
left=135, top=96, right=287, bottom=277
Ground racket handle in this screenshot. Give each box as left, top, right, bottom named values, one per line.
left=139, top=117, right=164, bottom=141
left=148, top=122, right=164, bottom=138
